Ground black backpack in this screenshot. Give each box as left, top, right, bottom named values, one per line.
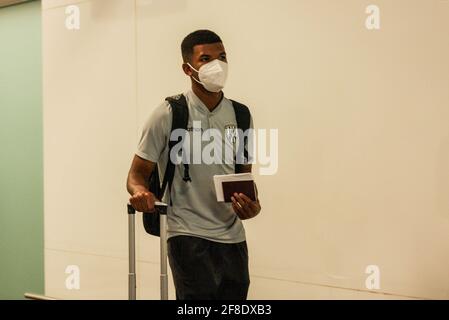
left=143, top=94, right=251, bottom=237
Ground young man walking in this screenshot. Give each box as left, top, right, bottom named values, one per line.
left=127, top=30, right=261, bottom=300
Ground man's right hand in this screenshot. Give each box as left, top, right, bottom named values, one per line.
left=129, top=191, right=157, bottom=213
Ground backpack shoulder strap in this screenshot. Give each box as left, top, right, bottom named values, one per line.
left=166, top=94, right=189, bottom=132
left=160, top=94, right=189, bottom=203
left=230, top=100, right=251, bottom=133
left=230, top=100, right=251, bottom=173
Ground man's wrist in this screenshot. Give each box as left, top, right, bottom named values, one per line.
left=131, top=185, right=149, bottom=195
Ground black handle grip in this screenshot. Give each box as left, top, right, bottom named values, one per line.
left=128, top=202, right=167, bottom=215
left=127, top=204, right=136, bottom=215
left=155, top=203, right=168, bottom=216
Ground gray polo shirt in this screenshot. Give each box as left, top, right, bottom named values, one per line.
left=136, top=89, right=253, bottom=244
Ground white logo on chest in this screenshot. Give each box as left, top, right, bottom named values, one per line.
left=225, top=124, right=238, bottom=144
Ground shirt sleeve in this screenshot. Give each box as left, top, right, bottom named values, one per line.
left=136, top=101, right=172, bottom=163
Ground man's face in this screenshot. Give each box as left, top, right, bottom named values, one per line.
left=184, top=42, right=227, bottom=77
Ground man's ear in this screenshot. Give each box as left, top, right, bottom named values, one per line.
left=182, top=63, right=193, bottom=76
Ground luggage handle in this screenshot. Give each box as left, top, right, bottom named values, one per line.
left=127, top=202, right=168, bottom=300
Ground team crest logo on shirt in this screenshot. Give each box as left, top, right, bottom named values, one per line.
left=225, top=124, right=238, bottom=144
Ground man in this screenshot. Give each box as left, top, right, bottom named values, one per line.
left=126, top=30, right=261, bottom=300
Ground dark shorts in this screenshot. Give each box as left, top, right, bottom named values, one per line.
left=168, top=235, right=250, bottom=300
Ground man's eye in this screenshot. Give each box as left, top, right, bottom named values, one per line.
left=201, top=57, right=209, bottom=62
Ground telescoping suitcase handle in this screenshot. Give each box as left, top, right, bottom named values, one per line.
left=127, top=202, right=169, bottom=300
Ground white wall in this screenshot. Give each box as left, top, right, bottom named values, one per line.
left=43, top=0, right=449, bottom=299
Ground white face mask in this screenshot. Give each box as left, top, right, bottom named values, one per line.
left=187, top=59, right=228, bottom=93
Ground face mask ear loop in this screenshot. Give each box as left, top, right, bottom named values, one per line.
left=191, top=75, right=203, bottom=86
left=187, top=62, right=199, bottom=73
left=187, top=63, right=203, bottom=85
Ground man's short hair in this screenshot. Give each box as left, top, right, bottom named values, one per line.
left=181, top=30, right=223, bottom=62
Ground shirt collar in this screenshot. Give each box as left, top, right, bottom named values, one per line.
left=185, top=89, right=225, bottom=115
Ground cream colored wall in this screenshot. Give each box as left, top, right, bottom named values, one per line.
left=43, top=0, right=449, bottom=300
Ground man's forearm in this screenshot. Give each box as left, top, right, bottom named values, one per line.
left=127, top=173, right=149, bottom=196
left=127, top=155, right=156, bottom=196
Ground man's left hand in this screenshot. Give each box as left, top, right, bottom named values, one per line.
left=231, top=193, right=261, bottom=220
